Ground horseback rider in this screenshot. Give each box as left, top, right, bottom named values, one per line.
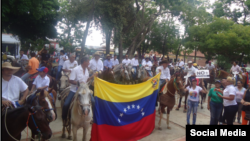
left=179, top=59, right=185, bottom=70
left=230, top=61, right=242, bottom=86
left=62, top=53, right=78, bottom=75
left=88, top=52, right=103, bottom=75
left=55, top=50, right=68, bottom=81
left=29, top=67, right=50, bottom=94
left=111, top=54, right=119, bottom=67
left=2, top=62, right=29, bottom=108
left=21, top=52, right=39, bottom=81
left=103, top=54, right=113, bottom=70
left=142, top=55, right=153, bottom=77
left=122, top=54, right=131, bottom=66
left=184, top=61, right=196, bottom=86
left=156, top=60, right=171, bottom=93
left=38, top=47, right=50, bottom=68
left=19, top=50, right=29, bottom=61
left=131, top=54, right=139, bottom=80
left=62, top=57, right=97, bottom=121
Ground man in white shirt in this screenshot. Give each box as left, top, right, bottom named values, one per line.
left=62, top=57, right=97, bottom=121
left=88, top=52, right=103, bottom=73
left=19, top=50, right=29, bottom=61
left=2, top=62, right=29, bottom=108
left=56, top=50, right=68, bottom=81
left=142, top=55, right=153, bottom=77
left=230, top=61, right=242, bottom=86
left=62, top=53, right=78, bottom=74
left=184, top=61, right=196, bottom=85
left=122, top=55, right=131, bottom=66
left=179, top=59, right=185, bottom=69
left=156, top=60, right=171, bottom=93
left=30, top=67, right=50, bottom=93
left=131, top=54, right=139, bottom=79
left=111, top=54, right=119, bottom=67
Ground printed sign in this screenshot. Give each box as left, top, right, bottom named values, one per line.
left=195, top=70, right=210, bottom=78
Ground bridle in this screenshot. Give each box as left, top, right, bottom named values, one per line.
left=4, top=106, right=43, bottom=141
left=77, top=96, right=92, bottom=122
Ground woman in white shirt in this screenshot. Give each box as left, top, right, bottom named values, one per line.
left=142, top=56, right=153, bottom=77
left=233, top=81, right=246, bottom=124
left=184, top=78, right=207, bottom=125
left=215, top=77, right=238, bottom=125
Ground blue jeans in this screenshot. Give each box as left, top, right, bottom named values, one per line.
left=56, top=65, right=63, bottom=80
left=132, top=66, right=137, bottom=79
left=21, top=73, right=32, bottom=82
left=147, top=70, right=153, bottom=77
left=209, top=101, right=223, bottom=125
left=62, top=91, right=75, bottom=120
left=187, top=100, right=199, bottom=125
left=235, top=75, right=239, bottom=86
left=158, top=79, right=166, bottom=93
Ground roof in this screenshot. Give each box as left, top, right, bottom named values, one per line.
left=2, top=34, right=20, bottom=44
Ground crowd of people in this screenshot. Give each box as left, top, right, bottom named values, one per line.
left=2, top=48, right=250, bottom=126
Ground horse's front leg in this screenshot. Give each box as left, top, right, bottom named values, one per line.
left=68, top=121, right=72, bottom=140
left=82, top=124, right=90, bottom=141
left=72, top=124, right=78, bottom=141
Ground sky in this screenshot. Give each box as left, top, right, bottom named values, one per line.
left=56, top=0, right=241, bottom=48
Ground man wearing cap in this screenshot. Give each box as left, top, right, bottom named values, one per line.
left=88, top=52, right=103, bottom=73
left=62, top=57, right=97, bottom=121
left=104, top=54, right=113, bottom=70
left=184, top=61, right=197, bottom=85
left=156, top=60, right=171, bottom=92
left=230, top=61, right=242, bottom=86
left=131, top=54, right=139, bottom=79
left=122, top=55, right=131, bottom=66
left=2, top=62, right=29, bottom=108
left=142, top=55, right=153, bottom=77
left=111, top=55, right=119, bottom=67
left=21, top=52, right=39, bottom=81
left=62, top=53, right=78, bottom=74
left=30, top=67, right=50, bottom=94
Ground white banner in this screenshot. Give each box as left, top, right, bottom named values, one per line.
left=195, top=70, right=210, bottom=78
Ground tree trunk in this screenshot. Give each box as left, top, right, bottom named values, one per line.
left=106, top=29, right=111, bottom=55
left=194, top=47, right=197, bottom=63
left=118, top=34, right=123, bottom=63
left=175, top=43, right=181, bottom=61
left=80, top=1, right=95, bottom=62
left=162, top=33, right=167, bottom=57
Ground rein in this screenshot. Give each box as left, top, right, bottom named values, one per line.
left=4, top=107, right=41, bottom=141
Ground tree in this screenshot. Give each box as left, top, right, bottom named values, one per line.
left=2, top=0, right=60, bottom=43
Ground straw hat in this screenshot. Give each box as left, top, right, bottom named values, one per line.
left=93, top=52, right=100, bottom=56
left=145, top=55, right=149, bottom=58
left=188, top=61, right=193, bottom=64
left=2, top=62, right=20, bottom=74
left=106, top=54, right=110, bottom=57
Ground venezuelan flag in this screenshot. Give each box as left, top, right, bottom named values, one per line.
left=90, top=73, right=160, bottom=141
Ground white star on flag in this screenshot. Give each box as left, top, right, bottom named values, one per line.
left=118, top=119, right=121, bottom=123
left=120, top=113, right=123, bottom=117
left=142, top=112, right=145, bottom=116
left=127, top=105, right=130, bottom=109
left=141, top=108, right=143, bottom=112
left=132, top=104, right=135, bottom=108
left=124, top=108, right=127, bottom=113
left=137, top=105, right=140, bottom=109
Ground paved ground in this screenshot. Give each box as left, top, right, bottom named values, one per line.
left=20, top=86, right=241, bottom=141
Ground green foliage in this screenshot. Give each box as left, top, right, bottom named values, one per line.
left=2, top=0, right=60, bottom=42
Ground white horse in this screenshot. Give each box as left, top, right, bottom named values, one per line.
left=61, top=82, right=93, bottom=141
left=60, top=71, right=70, bottom=90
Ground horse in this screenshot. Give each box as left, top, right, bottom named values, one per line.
left=59, top=71, right=70, bottom=92
left=216, top=69, right=247, bottom=87
left=158, top=73, right=185, bottom=130
left=61, top=82, right=93, bottom=141
left=2, top=105, right=52, bottom=141
left=26, top=89, right=57, bottom=141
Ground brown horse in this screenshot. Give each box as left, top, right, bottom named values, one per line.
left=2, top=105, right=52, bottom=141
left=216, top=69, right=247, bottom=87
left=158, top=74, right=185, bottom=130
left=26, top=89, right=57, bottom=141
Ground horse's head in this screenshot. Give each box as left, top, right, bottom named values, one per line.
left=76, top=83, right=92, bottom=116
left=34, top=90, right=56, bottom=122
left=28, top=106, right=52, bottom=139
left=137, top=66, right=142, bottom=79
left=174, top=73, right=185, bottom=96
